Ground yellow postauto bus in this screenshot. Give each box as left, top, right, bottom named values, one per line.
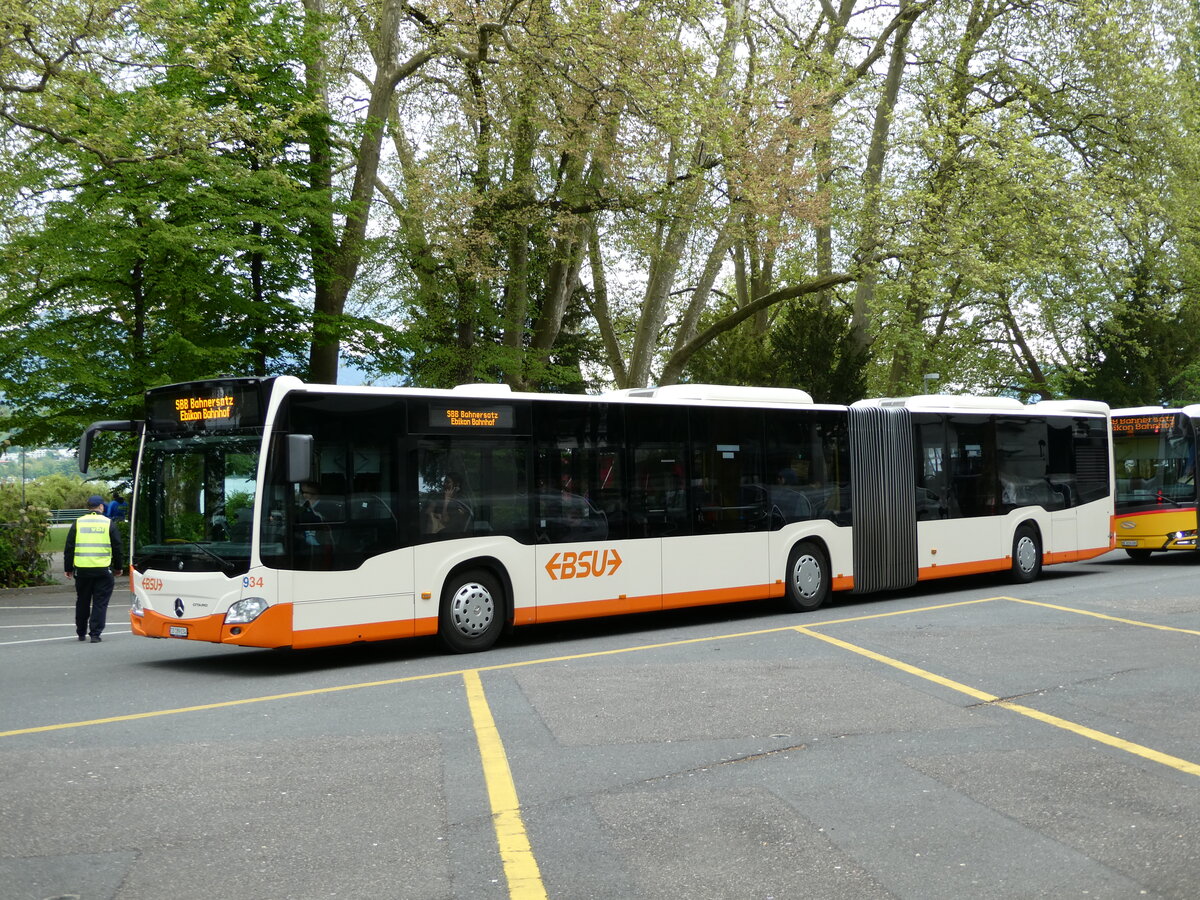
left=1112, top=406, right=1199, bottom=560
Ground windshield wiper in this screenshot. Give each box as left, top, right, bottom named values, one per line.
left=169, top=540, right=239, bottom=574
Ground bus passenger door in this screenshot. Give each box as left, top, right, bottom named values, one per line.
left=661, top=410, right=771, bottom=608
left=256, top=392, right=420, bottom=648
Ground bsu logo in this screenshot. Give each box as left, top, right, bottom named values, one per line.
left=544, top=549, right=623, bottom=581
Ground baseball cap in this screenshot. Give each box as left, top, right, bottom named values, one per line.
left=87, top=494, right=105, bottom=508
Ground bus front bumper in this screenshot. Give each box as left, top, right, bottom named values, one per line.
left=1117, top=530, right=1198, bottom=552
left=130, top=603, right=294, bottom=647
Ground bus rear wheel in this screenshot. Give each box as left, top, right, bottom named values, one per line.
left=1010, top=525, right=1042, bottom=583
left=783, top=541, right=829, bottom=612
left=439, top=569, right=504, bottom=653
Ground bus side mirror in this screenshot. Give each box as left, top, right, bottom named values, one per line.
left=79, top=420, right=142, bottom=474
left=286, top=434, right=314, bottom=483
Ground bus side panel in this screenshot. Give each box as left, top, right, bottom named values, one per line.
left=1047, top=507, right=1076, bottom=558
left=534, top=538, right=661, bottom=621
left=1052, top=498, right=1117, bottom=561
left=916, top=517, right=1009, bottom=577
left=661, top=532, right=769, bottom=609
left=290, top=548, right=415, bottom=647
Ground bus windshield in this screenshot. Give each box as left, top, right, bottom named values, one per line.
left=1114, top=428, right=1197, bottom=512
left=133, top=432, right=263, bottom=575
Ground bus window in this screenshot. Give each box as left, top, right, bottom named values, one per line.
left=947, top=415, right=997, bottom=518
left=765, top=410, right=851, bottom=526
left=689, top=407, right=766, bottom=534
left=417, top=439, right=529, bottom=542
left=912, top=414, right=951, bottom=519
left=262, top=394, right=405, bottom=571
left=995, top=417, right=1063, bottom=511
left=627, top=405, right=688, bottom=537
left=532, top=401, right=622, bottom=543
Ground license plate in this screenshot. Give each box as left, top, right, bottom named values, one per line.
left=1120, top=540, right=1139, bottom=547
left=168, top=625, right=188, bottom=638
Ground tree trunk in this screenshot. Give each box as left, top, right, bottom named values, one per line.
left=850, top=0, right=918, bottom=357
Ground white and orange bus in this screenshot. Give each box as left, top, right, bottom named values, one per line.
left=1111, top=406, right=1199, bottom=560
left=80, top=379, right=1114, bottom=652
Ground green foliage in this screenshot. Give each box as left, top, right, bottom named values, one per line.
left=0, top=485, right=50, bottom=587
left=0, top=0, right=313, bottom=466
left=21, top=475, right=116, bottom=512
left=1059, top=270, right=1200, bottom=406
left=683, top=295, right=869, bottom=403
left=1, top=0, right=1198, bottom=415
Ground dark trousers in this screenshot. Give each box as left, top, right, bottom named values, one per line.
left=74, top=569, right=115, bottom=638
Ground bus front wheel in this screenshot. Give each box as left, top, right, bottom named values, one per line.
left=783, top=541, right=830, bottom=612
left=1010, top=525, right=1042, bottom=583
left=439, top=569, right=504, bottom=653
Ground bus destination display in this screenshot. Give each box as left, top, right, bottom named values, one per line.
left=147, top=380, right=266, bottom=433
left=430, top=404, right=515, bottom=430
left=1112, top=413, right=1180, bottom=436
left=175, top=394, right=235, bottom=423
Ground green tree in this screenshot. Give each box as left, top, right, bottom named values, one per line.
left=0, top=0, right=315, bottom=463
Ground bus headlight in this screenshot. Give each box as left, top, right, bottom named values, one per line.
left=131, top=594, right=144, bottom=616
left=225, top=597, right=268, bottom=625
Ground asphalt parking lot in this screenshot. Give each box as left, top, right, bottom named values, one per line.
left=2, top=551, right=1198, bottom=899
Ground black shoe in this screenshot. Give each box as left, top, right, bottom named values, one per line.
left=77, top=635, right=86, bottom=641
left=90, top=635, right=101, bottom=643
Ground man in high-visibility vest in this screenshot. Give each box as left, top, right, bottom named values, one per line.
left=64, top=495, right=124, bottom=643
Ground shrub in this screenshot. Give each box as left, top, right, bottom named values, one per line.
left=0, top=485, right=51, bottom=587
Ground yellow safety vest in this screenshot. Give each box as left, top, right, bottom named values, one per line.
left=74, top=512, right=113, bottom=569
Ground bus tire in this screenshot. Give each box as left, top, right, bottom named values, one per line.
left=783, top=541, right=830, bottom=612
left=1010, top=524, right=1042, bottom=583
left=1124, top=549, right=1153, bottom=562
left=439, top=569, right=504, bottom=653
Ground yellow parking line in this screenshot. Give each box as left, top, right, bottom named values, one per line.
left=0, top=670, right=455, bottom=737
left=463, top=670, right=548, bottom=900
left=1006, top=598, right=1200, bottom=636
left=807, top=597, right=1000, bottom=628
left=796, top=626, right=1200, bottom=778
left=996, top=700, right=1200, bottom=775
left=795, top=626, right=998, bottom=703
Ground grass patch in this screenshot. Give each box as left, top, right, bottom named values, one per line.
left=39, top=525, right=69, bottom=553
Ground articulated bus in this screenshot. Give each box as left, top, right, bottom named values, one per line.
left=80, top=378, right=1114, bottom=653
left=1111, top=406, right=1199, bottom=559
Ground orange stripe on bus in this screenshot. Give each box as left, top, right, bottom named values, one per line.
left=916, top=544, right=1113, bottom=582
left=535, top=593, right=661, bottom=623
left=288, top=617, right=415, bottom=649
left=663, top=584, right=778, bottom=609
left=918, top=557, right=1009, bottom=581
left=1043, top=545, right=1115, bottom=565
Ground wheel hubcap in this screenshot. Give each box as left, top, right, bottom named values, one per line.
left=1016, top=535, right=1037, bottom=572
left=449, top=582, right=494, bottom=636
left=793, top=554, right=822, bottom=598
